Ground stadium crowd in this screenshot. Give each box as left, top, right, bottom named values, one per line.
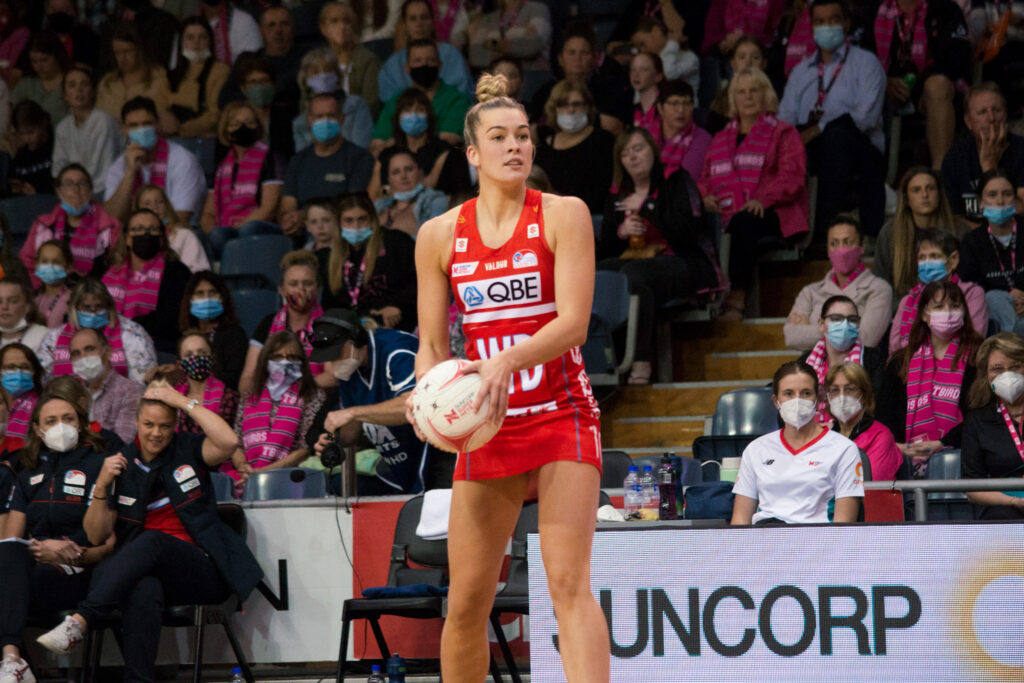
left=0, top=0, right=1022, bottom=678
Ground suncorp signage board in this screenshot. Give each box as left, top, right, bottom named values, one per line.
left=528, top=524, right=1024, bottom=682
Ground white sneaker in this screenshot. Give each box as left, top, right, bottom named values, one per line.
left=36, top=615, right=85, bottom=654
left=0, top=655, right=35, bottom=683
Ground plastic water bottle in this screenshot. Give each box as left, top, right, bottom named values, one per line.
left=623, top=465, right=641, bottom=520
left=230, top=668, right=244, bottom=683
left=658, top=453, right=678, bottom=520
left=387, top=653, right=406, bottom=683
left=367, top=664, right=385, bottom=682
left=640, top=465, right=658, bottom=519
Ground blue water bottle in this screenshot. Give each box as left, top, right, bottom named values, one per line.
left=387, top=653, right=406, bottom=683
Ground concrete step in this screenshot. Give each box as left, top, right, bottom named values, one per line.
left=758, top=260, right=831, bottom=318
left=672, top=318, right=788, bottom=382
left=601, top=380, right=769, bottom=420
left=704, top=350, right=800, bottom=382
left=602, top=415, right=708, bottom=449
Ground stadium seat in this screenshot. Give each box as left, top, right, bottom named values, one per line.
left=691, top=435, right=759, bottom=481
left=219, top=233, right=292, bottom=291
left=232, top=288, right=280, bottom=337
left=0, top=193, right=58, bottom=246
left=169, top=137, right=216, bottom=187
left=582, top=271, right=638, bottom=386
left=710, top=386, right=778, bottom=436
left=921, top=448, right=975, bottom=519
left=858, top=448, right=873, bottom=483
left=210, top=471, right=235, bottom=502
left=490, top=500, right=537, bottom=683
left=241, top=468, right=326, bottom=501
left=600, top=450, right=632, bottom=489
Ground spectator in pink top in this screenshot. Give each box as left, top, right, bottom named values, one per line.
left=630, top=51, right=663, bottom=137
left=653, top=80, right=711, bottom=181
left=702, top=0, right=786, bottom=56
left=698, top=67, right=807, bottom=320
left=826, top=362, right=903, bottom=481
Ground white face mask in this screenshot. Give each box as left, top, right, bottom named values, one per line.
left=42, top=422, right=79, bottom=452
left=182, top=47, right=211, bottom=63
left=992, top=371, right=1024, bottom=404
left=73, top=354, right=105, bottom=382
left=778, top=398, right=816, bottom=429
left=556, top=111, right=588, bottom=133
left=0, top=317, right=27, bottom=334
left=333, top=357, right=361, bottom=381
left=829, top=395, right=863, bottom=424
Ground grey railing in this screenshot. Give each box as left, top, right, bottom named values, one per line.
left=864, top=478, right=1024, bottom=521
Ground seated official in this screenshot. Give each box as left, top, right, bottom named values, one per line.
left=102, top=209, right=191, bottom=354
left=33, top=240, right=75, bottom=328
left=20, top=164, right=121, bottom=287
left=826, top=361, right=903, bottom=481
left=0, top=392, right=111, bottom=683
left=731, top=360, right=864, bottom=525
left=878, top=280, right=981, bottom=477
left=785, top=215, right=893, bottom=350
left=0, top=342, right=43, bottom=445
left=46, top=375, right=125, bottom=453
left=38, top=278, right=157, bottom=384
left=35, top=384, right=263, bottom=683
left=225, top=331, right=326, bottom=495
left=177, top=271, right=249, bottom=391
left=373, top=151, right=448, bottom=239
left=962, top=333, right=1024, bottom=520
left=798, top=295, right=883, bottom=424
left=309, top=310, right=454, bottom=495
left=133, top=184, right=211, bottom=274
left=957, top=170, right=1024, bottom=335
left=0, top=278, right=50, bottom=356
left=890, top=229, right=988, bottom=352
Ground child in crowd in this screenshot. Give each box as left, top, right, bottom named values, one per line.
left=630, top=16, right=698, bottom=96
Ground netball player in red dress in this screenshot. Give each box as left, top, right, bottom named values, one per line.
left=409, top=74, right=610, bottom=681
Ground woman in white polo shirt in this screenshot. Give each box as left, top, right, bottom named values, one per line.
left=731, top=360, right=865, bottom=525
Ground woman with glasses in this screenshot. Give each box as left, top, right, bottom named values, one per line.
left=825, top=361, right=903, bottom=481
left=797, top=295, right=883, bottom=424
left=19, top=164, right=120, bottom=287
left=785, top=215, right=893, bottom=350
left=654, top=80, right=711, bottom=181
left=102, top=209, right=190, bottom=355
left=224, top=331, right=325, bottom=495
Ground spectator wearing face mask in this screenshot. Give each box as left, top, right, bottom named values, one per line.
left=826, top=361, right=903, bottom=481
left=0, top=279, right=52, bottom=357
left=291, top=47, right=374, bottom=153
left=534, top=80, right=615, bottom=215
left=176, top=271, right=248, bottom=391
left=132, top=184, right=210, bottom=274
left=33, top=240, right=74, bottom=328
left=785, top=216, right=892, bottom=350
left=374, top=151, right=447, bottom=238
left=165, top=330, right=239, bottom=434
left=68, top=326, right=145, bottom=443
left=163, top=17, right=230, bottom=139
left=0, top=342, right=43, bottom=445
left=369, top=87, right=451, bottom=200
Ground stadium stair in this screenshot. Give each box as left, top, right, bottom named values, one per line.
left=599, top=260, right=831, bottom=459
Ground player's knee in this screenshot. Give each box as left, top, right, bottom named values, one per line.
left=546, top=567, right=592, bottom=609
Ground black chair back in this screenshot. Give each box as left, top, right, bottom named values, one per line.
left=389, top=495, right=449, bottom=587
left=600, top=450, right=632, bottom=489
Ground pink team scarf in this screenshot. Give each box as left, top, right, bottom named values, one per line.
left=704, top=112, right=777, bottom=228
left=269, top=304, right=325, bottom=375
left=874, top=0, right=929, bottom=74
left=6, top=390, right=38, bottom=441
left=906, top=338, right=966, bottom=442
left=212, top=4, right=232, bottom=64
left=656, top=121, right=696, bottom=178
left=52, top=320, right=128, bottom=378
left=173, top=375, right=226, bottom=419
left=724, top=0, right=773, bottom=40
left=784, top=6, right=815, bottom=76
left=131, top=138, right=170, bottom=195
left=897, top=274, right=959, bottom=347
left=238, top=384, right=304, bottom=468
left=830, top=261, right=866, bottom=289
left=102, top=253, right=165, bottom=320
left=432, top=0, right=460, bottom=43
left=214, top=141, right=268, bottom=228
left=633, top=101, right=661, bottom=137
left=53, top=204, right=116, bottom=275
left=805, top=338, right=863, bottom=424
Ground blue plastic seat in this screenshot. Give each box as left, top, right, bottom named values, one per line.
left=711, top=386, right=779, bottom=436
left=219, top=234, right=292, bottom=290
left=241, top=468, right=326, bottom=501
left=232, top=288, right=280, bottom=337
left=209, top=471, right=235, bottom=502
left=582, top=270, right=638, bottom=386
left=924, top=448, right=975, bottom=520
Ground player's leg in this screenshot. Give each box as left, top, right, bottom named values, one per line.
left=441, top=473, right=528, bottom=681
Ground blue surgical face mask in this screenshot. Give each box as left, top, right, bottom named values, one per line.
left=311, top=118, right=340, bottom=143
left=826, top=319, right=859, bottom=352
left=392, top=183, right=425, bottom=202
left=306, top=72, right=338, bottom=94
left=128, top=125, right=158, bottom=150
left=77, top=309, right=109, bottom=329
left=813, top=25, right=845, bottom=51
left=1, top=370, right=34, bottom=398
left=190, top=297, right=224, bottom=320
left=61, top=200, right=89, bottom=217
left=35, top=263, right=67, bottom=284
left=917, top=259, right=948, bottom=284
left=342, top=226, right=373, bottom=246
left=399, top=112, right=429, bottom=137
left=983, top=204, right=1016, bottom=225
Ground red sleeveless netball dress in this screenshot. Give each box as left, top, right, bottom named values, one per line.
left=448, top=189, right=602, bottom=480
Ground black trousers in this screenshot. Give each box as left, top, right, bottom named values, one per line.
left=597, top=254, right=705, bottom=362
left=0, top=542, right=94, bottom=649
left=78, top=531, right=229, bottom=683
left=806, top=114, right=886, bottom=236
left=977, top=504, right=1024, bottom=521
left=726, top=208, right=781, bottom=291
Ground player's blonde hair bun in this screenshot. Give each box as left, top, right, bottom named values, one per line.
left=475, top=73, right=510, bottom=103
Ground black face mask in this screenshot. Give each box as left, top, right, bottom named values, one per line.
left=47, top=12, right=75, bottom=34
left=131, top=233, right=162, bottom=261
left=409, top=65, right=439, bottom=89
left=228, top=124, right=260, bottom=147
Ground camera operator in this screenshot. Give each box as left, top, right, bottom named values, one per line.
left=308, top=309, right=454, bottom=495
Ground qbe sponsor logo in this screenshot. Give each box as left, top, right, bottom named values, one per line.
left=458, top=273, right=542, bottom=309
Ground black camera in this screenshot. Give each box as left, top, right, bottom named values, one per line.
left=320, top=430, right=346, bottom=469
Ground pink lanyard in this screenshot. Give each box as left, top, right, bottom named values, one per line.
left=997, top=401, right=1024, bottom=463
left=814, top=41, right=849, bottom=112
left=987, top=219, right=1017, bottom=289
left=343, top=255, right=367, bottom=308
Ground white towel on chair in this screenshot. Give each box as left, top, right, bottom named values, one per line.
left=416, top=489, right=452, bottom=540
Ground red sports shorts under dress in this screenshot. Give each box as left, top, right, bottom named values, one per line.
left=448, top=188, right=602, bottom=480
